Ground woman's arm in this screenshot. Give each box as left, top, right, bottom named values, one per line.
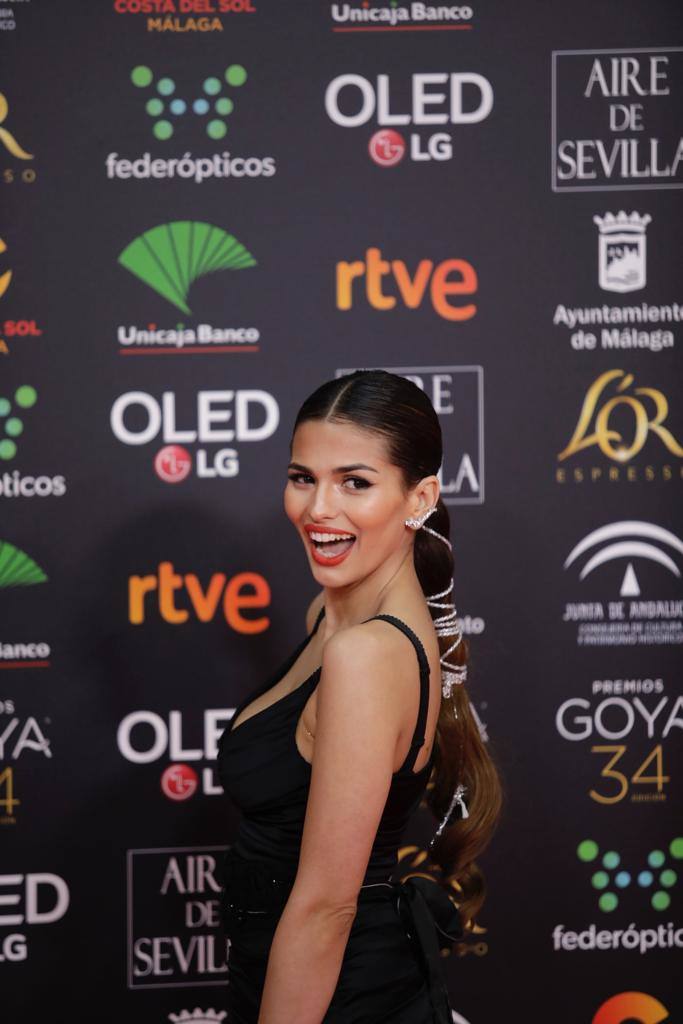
left=256, top=623, right=409, bottom=1023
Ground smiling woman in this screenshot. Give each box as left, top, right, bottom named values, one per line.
left=216, top=368, right=502, bottom=1023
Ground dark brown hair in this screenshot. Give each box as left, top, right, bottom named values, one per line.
left=291, top=369, right=503, bottom=938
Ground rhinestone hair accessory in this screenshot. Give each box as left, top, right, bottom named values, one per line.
left=428, top=783, right=469, bottom=850
left=405, top=505, right=467, bottom=698
left=426, top=579, right=467, bottom=698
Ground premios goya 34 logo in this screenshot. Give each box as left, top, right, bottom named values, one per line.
left=555, top=672, right=681, bottom=806
left=556, top=369, right=683, bottom=483
left=325, top=71, right=493, bottom=166
left=117, top=221, right=261, bottom=355
left=106, top=63, right=276, bottom=182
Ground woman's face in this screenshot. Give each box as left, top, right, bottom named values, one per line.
left=284, top=418, right=414, bottom=586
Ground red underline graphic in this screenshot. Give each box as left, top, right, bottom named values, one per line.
left=0, top=660, right=51, bottom=669
left=120, top=346, right=260, bottom=356
left=332, top=25, right=472, bottom=32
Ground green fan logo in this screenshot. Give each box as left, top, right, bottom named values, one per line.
left=0, top=539, right=47, bottom=588
left=0, top=385, right=37, bottom=461
left=117, top=221, right=257, bottom=315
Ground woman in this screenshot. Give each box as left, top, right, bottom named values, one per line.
left=217, top=369, right=503, bottom=1023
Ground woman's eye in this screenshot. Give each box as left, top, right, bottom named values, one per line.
left=344, top=476, right=372, bottom=490
left=287, top=472, right=313, bottom=484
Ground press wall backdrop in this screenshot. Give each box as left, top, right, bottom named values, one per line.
left=2, top=2, right=682, bottom=1022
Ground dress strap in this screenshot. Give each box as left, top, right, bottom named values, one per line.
left=311, top=603, right=326, bottom=635
left=366, top=613, right=431, bottom=773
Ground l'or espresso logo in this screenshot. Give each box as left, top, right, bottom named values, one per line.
left=325, top=71, right=493, bottom=166
left=556, top=370, right=683, bottom=484
left=336, top=365, right=484, bottom=505
left=336, top=248, right=477, bottom=321
left=127, top=847, right=229, bottom=988
left=106, top=63, right=275, bottom=182
left=552, top=48, right=683, bottom=191
left=562, top=520, right=683, bottom=648
left=0, top=92, right=36, bottom=186
left=113, top=0, right=256, bottom=35
left=554, top=212, right=680, bottom=355
left=555, top=676, right=681, bottom=807
left=110, top=387, right=279, bottom=481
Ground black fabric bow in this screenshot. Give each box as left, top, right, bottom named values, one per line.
left=393, top=874, right=464, bottom=1023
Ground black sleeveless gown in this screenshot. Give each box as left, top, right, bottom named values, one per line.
left=216, top=605, right=462, bottom=1022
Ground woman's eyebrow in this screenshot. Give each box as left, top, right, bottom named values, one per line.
left=287, top=461, right=379, bottom=474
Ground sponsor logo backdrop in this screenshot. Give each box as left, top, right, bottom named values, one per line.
left=2, top=2, right=680, bottom=1022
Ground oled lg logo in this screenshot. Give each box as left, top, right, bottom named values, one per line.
left=110, top=388, right=279, bottom=481
left=0, top=872, right=70, bottom=964
left=325, top=71, right=493, bottom=165
left=117, top=709, right=231, bottom=799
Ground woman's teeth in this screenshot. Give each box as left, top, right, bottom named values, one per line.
left=309, top=532, right=356, bottom=558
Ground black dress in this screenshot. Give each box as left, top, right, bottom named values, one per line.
left=216, top=604, right=462, bottom=1022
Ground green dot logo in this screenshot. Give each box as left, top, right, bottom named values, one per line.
left=130, top=64, right=247, bottom=140
left=0, top=385, right=37, bottom=460
left=577, top=837, right=682, bottom=912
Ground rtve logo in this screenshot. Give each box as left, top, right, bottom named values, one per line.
left=336, top=248, right=477, bottom=321
left=129, top=563, right=270, bottom=632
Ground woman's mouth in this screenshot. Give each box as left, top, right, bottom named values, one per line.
left=306, top=529, right=356, bottom=566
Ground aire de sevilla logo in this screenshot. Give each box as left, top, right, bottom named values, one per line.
left=325, top=72, right=493, bottom=166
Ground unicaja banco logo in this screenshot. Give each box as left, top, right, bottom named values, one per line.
left=0, top=540, right=47, bottom=588
left=0, top=385, right=37, bottom=460
left=576, top=836, right=682, bottom=912
left=594, top=211, right=652, bottom=293
left=130, top=63, right=247, bottom=140
left=118, top=222, right=257, bottom=315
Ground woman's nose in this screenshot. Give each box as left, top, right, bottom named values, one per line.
left=308, top=482, right=338, bottom=519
